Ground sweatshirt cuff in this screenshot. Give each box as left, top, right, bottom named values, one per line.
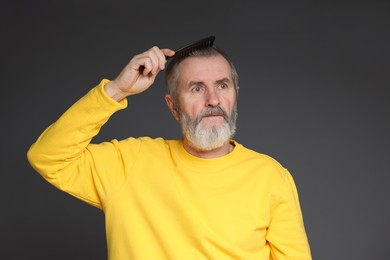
left=97, top=79, right=128, bottom=109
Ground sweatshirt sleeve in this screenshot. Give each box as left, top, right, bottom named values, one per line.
left=266, top=168, right=312, bottom=260
left=27, top=79, right=131, bottom=209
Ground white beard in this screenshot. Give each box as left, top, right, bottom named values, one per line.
left=179, top=105, right=237, bottom=151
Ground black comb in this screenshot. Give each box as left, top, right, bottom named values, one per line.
left=139, top=36, right=215, bottom=73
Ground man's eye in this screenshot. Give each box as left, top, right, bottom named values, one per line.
left=192, top=87, right=202, bottom=92
left=218, top=84, right=227, bottom=89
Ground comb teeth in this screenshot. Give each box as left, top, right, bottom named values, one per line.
left=139, top=36, right=215, bottom=73
left=172, top=36, right=215, bottom=61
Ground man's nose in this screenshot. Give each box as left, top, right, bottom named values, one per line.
left=205, top=88, right=220, bottom=107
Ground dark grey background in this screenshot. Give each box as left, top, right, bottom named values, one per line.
left=2, top=0, right=389, bottom=259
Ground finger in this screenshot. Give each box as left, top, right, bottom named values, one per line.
left=149, top=46, right=168, bottom=71
left=141, top=58, right=154, bottom=76
left=136, top=47, right=174, bottom=74
left=139, top=47, right=162, bottom=75
left=162, top=48, right=175, bottom=58
left=149, top=47, right=163, bottom=74
left=129, top=53, right=148, bottom=73
left=135, top=56, right=156, bottom=76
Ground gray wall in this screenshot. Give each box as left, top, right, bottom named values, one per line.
left=2, top=1, right=389, bottom=259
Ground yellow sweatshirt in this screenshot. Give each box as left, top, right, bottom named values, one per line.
left=27, top=80, right=311, bottom=260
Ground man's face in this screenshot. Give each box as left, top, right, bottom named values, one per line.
left=169, top=54, right=238, bottom=151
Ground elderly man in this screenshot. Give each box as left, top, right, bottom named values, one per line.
left=28, top=41, right=311, bottom=259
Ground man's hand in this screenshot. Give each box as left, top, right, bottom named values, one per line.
left=105, top=47, right=175, bottom=101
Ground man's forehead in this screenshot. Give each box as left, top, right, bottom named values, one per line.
left=177, top=55, right=232, bottom=82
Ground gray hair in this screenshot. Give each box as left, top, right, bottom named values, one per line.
left=165, top=46, right=239, bottom=104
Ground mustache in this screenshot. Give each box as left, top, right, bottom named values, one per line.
left=197, top=106, right=229, bottom=123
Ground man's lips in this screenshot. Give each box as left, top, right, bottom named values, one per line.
left=203, top=114, right=223, bottom=117
left=202, top=113, right=224, bottom=119
left=201, top=114, right=226, bottom=123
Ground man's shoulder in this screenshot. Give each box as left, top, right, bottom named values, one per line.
left=236, top=144, right=291, bottom=183
left=235, top=141, right=287, bottom=172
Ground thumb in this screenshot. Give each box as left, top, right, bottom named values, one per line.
left=162, top=48, right=175, bottom=58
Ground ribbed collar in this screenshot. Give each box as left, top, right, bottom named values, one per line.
left=172, top=139, right=243, bottom=172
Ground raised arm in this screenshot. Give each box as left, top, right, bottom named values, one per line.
left=27, top=46, right=174, bottom=208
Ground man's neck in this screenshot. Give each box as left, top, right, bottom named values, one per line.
left=182, top=139, right=234, bottom=159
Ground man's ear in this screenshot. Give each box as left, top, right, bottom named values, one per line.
left=165, top=94, right=180, bottom=121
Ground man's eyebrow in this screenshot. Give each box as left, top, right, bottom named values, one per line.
left=188, top=81, right=205, bottom=87
left=215, top=78, right=231, bottom=84
left=188, top=78, right=231, bottom=87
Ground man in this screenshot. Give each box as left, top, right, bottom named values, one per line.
left=28, top=43, right=311, bottom=259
